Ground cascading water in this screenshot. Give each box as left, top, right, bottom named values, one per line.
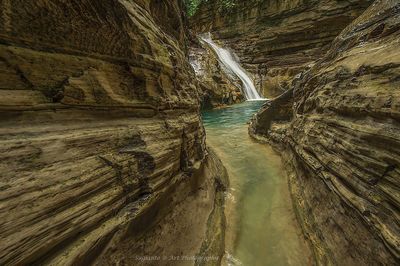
left=200, top=34, right=263, bottom=101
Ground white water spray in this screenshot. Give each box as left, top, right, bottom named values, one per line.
left=200, top=33, right=263, bottom=100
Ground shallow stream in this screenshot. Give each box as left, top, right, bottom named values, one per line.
left=202, top=101, right=311, bottom=266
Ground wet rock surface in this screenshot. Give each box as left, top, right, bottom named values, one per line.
left=189, top=38, right=244, bottom=108
left=191, top=0, right=373, bottom=98
left=250, top=0, right=400, bottom=264
left=0, top=0, right=227, bottom=265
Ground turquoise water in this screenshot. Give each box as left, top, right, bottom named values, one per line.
left=202, top=101, right=311, bottom=266
left=202, top=101, right=265, bottom=126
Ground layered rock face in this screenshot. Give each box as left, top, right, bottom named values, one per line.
left=189, top=38, right=244, bottom=108
left=250, top=0, right=400, bottom=264
left=0, top=0, right=225, bottom=265
left=191, top=0, right=373, bottom=98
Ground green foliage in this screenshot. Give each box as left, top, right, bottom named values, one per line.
left=184, top=0, right=203, bottom=17
left=184, top=0, right=237, bottom=17
left=220, top=0, right=237, bottom=9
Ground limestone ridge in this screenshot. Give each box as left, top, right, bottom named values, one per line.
left=0, top=0, right=226, bottom=265
left=191, top=0, right=374, bottom=98
left=250, top=0, right=400, bottom=264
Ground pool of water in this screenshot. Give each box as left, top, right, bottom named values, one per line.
left=202, top=101, right=311, bottom=266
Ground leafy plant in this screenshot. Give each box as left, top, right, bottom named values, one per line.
left=220, top=0, right=237, bottom=9
left=184, top=0, right=237, bottom=17
left=183, top=0, right=203, bottom=16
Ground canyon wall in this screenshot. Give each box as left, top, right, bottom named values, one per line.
left=250, top=0, right=400, bottom=264
left=191, top=0, right=373, bottom=97
left=0, top=0, right=226, bottom=265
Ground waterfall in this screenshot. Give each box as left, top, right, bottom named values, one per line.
left=200, top=34, right=263, bottom=100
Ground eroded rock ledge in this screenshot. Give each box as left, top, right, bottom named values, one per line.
left=0, top=0, right=227, bottom=265
left=250, top=0, right=400, bottom=264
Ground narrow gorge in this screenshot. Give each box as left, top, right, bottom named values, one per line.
left=0, top=0, right=399, bottom=265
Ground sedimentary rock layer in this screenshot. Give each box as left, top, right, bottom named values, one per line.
left=0, top=0, right=223, bottom=265
left=97, top=148, right=229, bottom=266
left=191, top=0, right=373, bottom=97
left=250, top=0, right=400, bottom=264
